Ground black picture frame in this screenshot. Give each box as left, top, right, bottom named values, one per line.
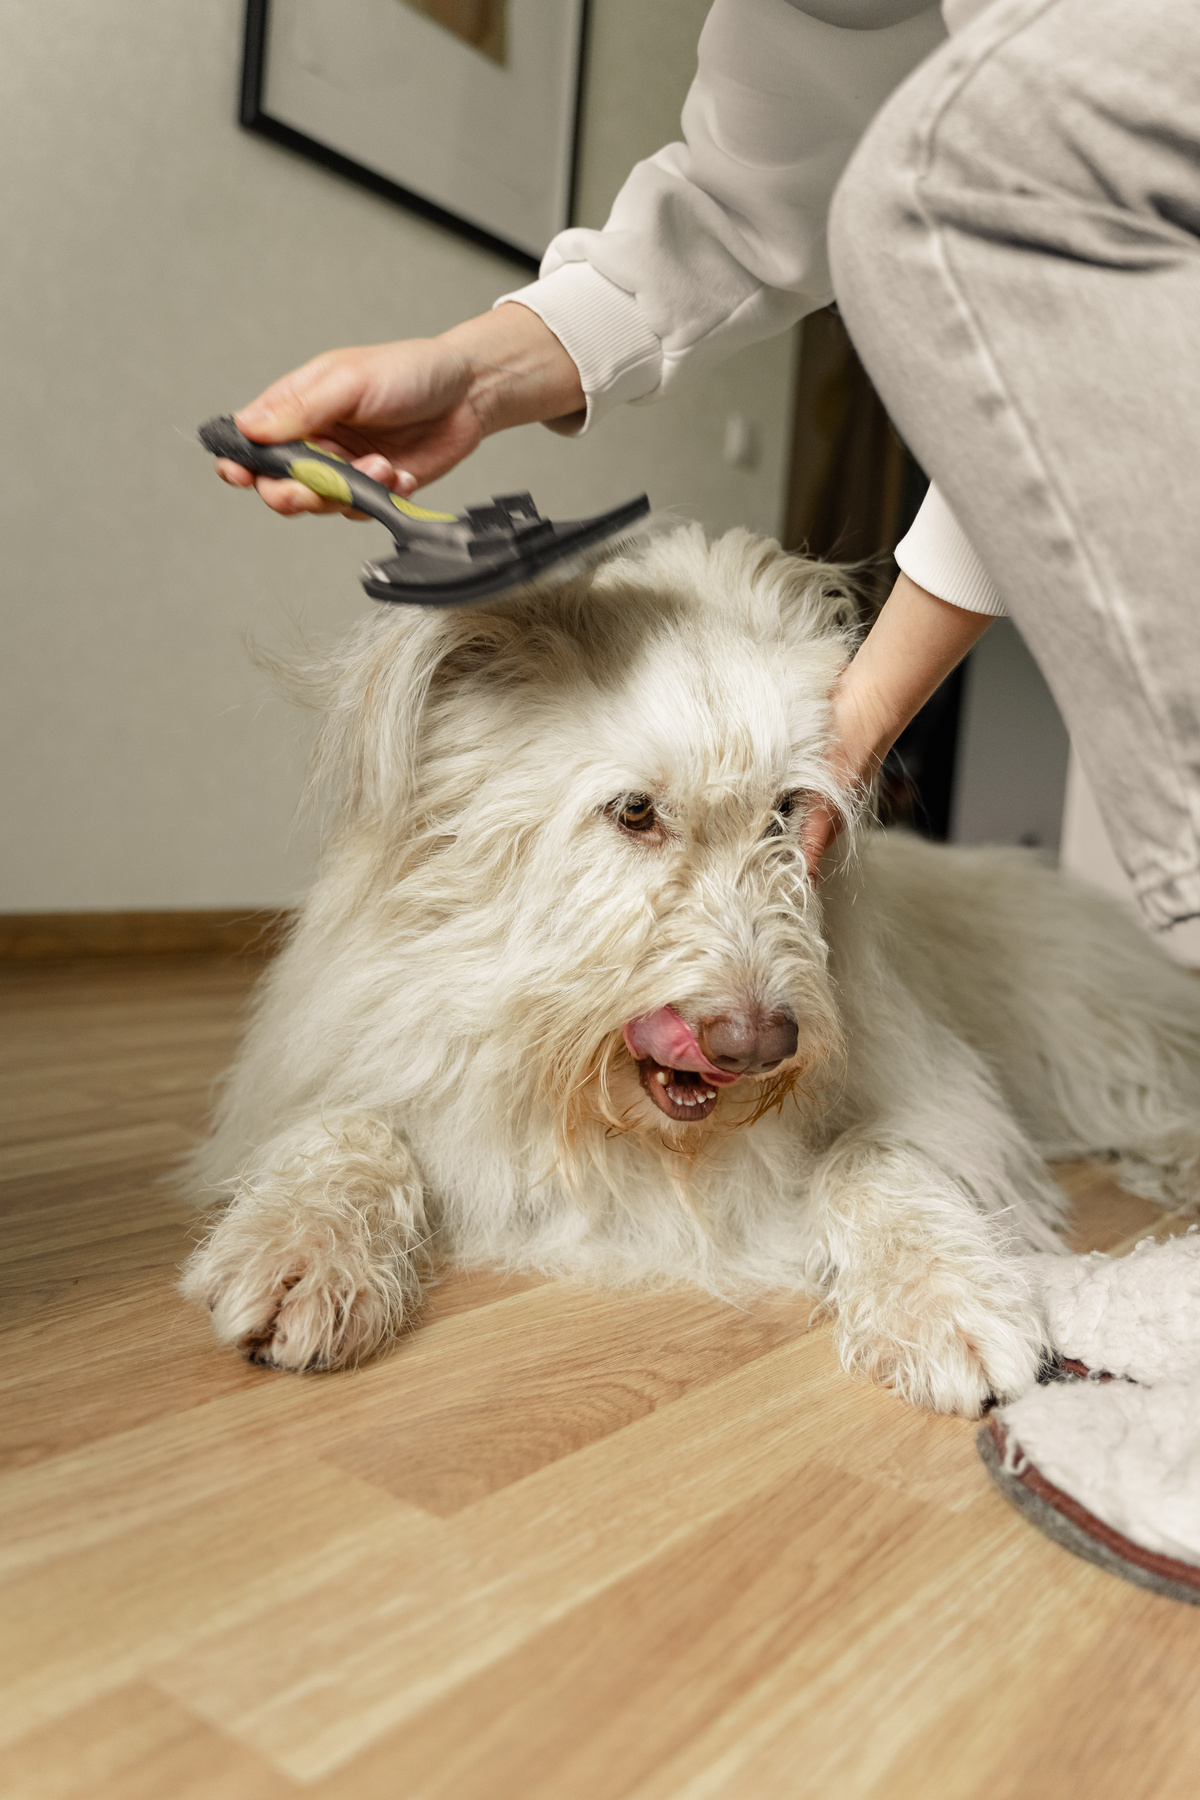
left=239, top=0, right=591, bottom=275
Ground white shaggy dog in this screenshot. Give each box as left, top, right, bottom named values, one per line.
left=183, top=526, right=1200, bottom=1415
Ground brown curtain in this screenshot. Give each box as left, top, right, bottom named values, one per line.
left=783, top=307, right=921, bottom=575
left=783, top=306, right=962, bottom=840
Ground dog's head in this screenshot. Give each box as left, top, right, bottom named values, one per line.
left=303, top=525, right=859, bottom=1166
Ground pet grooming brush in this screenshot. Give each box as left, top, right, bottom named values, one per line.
left=199, top=416, right=650, bottom=607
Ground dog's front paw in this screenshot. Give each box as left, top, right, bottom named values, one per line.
left=182, top=1210, right=407, bottom=1371
left=834, top=1256, right=1044, bottom=1416
left=181, top=1114, right=427, bottom=1372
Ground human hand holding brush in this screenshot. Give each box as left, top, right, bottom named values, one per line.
left=215, top=304, right=584, bottom=517
left=205, top=304, right=648, bottom=607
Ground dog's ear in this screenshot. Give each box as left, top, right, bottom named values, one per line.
left=766, top=547, right=864, bottom=650
left=304, top=605, right=525, bottom=830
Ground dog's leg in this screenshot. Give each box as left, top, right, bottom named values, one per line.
left=808, top=1133, right=1049, bottom=1416
left=181, top=1111, right=427, bottom=1371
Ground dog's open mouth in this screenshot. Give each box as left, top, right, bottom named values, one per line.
left=624, top=1007, right=744, bottom=1126
left=638, top=1058, right=723, bottom=1123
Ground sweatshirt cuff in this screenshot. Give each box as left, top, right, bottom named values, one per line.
left=894, top=482, right=1007, bottom=617
left=494, top=262, right=663, bottom=436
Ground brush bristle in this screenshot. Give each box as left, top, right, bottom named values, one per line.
left=517, top=521, right=662, bottom=599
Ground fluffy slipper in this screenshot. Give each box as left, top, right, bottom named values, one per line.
left=1027, top=1228, right=1200, bottom=1384
left=979, top=1376, right=1200, bottom=1605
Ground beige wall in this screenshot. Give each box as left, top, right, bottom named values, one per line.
left=1, top=0, right=797, bottom=911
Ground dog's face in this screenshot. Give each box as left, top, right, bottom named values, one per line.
left=315, top=526, right=857, bottom=1161
left=558, top=602, right=848, bottom=1148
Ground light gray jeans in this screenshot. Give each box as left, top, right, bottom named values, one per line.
left=829, top=0, right=1200, bottom=927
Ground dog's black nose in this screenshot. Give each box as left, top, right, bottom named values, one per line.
left=697, top=1009, right=798, bottom=1074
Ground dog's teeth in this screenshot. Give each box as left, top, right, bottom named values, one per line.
left=655, top=1069, right=670, bottom=1086
left=663, top=1085, right=718, bottom=1110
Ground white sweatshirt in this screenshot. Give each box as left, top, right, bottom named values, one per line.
left=497, top=0, right=1005, bottom=618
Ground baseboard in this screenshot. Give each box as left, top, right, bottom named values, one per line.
left=0, top=909, right=293, bottom=963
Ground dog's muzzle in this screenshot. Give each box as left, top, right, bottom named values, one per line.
left=623, top=1005, right=799, bottom=1123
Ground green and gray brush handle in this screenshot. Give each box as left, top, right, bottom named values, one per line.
left=197, top=415, right=457, bottom=538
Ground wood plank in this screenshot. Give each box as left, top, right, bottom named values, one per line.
left=0, top=1464, right=430, bottom=1748
left=0, top=1065, right=235, bottom=1147
left=1110, top=1200, right=1200, bottom=1255
left=0, top=912, right=289, bottom=963
left=1053, top=1157, right=1168, bottom=1252
left=330, top=1286, right=816, bottom=1515
left=0, top=1266, right=539, bottom=1463
left=0, top=1684, right=296, bottom=1800
left=0, top=1274, right=269, bottom=1478
left=0, top=1275, right=720, bottom=1568
left=311, top=1461, right=1167, bottom=1800
left=979, top=1605, right=1200, bottom=1800
left=0, top=1185, right=193, bottom=1325
left=609, top=1511, right=1122, bottom=1800
left=151, top=1335, right=864, bottom=1779
left=311, top=1462, right=937, bottom=1800
left=0, top=1121, right=195, bottom=1188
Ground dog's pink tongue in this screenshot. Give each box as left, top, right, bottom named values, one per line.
left=622, top=1007, right=741, bottom=1085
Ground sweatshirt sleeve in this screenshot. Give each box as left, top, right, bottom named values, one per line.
left=894, top=482, right=1007, bottom=616
left=495, top=0, right=947, bottom=432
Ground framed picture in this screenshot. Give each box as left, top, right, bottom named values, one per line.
left=241, top=0, right=590, bottom=271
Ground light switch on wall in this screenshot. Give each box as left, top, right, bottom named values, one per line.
left=723, top=413, right=759, bottom=470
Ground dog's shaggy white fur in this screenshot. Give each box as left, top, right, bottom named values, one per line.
left=183, top=526, right=1200, bottom=1415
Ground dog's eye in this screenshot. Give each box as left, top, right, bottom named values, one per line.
left=616, top=794, right=657, bottom=833
left=766, top=791, right=800, bottom=837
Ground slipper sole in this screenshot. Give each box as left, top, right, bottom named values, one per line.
left=978, top=1415, right=1200, bottom=1607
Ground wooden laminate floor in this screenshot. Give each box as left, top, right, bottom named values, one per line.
left=2, top=958, right=1199, bottom=1800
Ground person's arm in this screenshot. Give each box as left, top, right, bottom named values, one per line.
left=499, top=0, right=946, bottom=433
left=801, top=571, right=995, bottom=871
left=221, top=1, right=946, bottom=513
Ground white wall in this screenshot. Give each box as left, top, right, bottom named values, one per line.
left=950, top=620, right=1070, bottom=855
left=0, top=0, right=796, bottom=911
left=949, top=641, right=1200, bottom=965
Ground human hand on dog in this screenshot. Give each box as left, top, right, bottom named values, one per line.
left=802, top=572, right=995, bottom=875
left=215, top=304, right=585, bottom=516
